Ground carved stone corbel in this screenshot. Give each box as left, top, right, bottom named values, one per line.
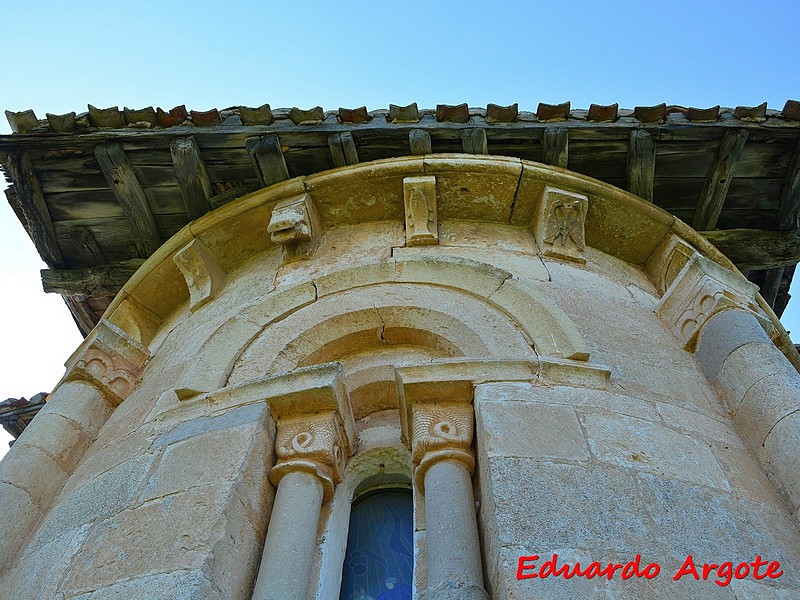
left=267, top=194, right=322, bottom=263
left=532, top=186, right=588, bottom=263
left=403, top=175, right=438, bottom=246
left=173, top=238, right=226, bottom=312
left=644, top=233, right=698, bottom=295
left=656, top=253, right=772, bottom=351
left=62, top=319, right=150, bottom=405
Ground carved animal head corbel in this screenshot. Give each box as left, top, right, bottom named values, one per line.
left=267, top=194, right=322, bottom=263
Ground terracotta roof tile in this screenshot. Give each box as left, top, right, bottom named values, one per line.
left=436, top=103, right=470, bottom=123
left=587, top=103, right=619, bottom=123
left=536, top=101, right=570, bottom=122
left=486, top=103, right=518, bottom=123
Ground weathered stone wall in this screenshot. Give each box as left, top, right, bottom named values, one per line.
left=1, top=157, right=799, bottom=599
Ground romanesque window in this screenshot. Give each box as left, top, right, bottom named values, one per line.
left=339, top=489, right=414, bottom=600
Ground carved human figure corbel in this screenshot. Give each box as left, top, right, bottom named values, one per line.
left=404, top=175, right=438, bottom=246
left=268, top=194, right=322, bottom=263
left=63, top=319, right=149, bottom=405
left=532, top=186, right=588, bottom=263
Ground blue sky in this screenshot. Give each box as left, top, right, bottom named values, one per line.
left=1, top=0, right=798, bottom=450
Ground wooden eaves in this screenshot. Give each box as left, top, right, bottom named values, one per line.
left=1, top=100, right=799, bottom=336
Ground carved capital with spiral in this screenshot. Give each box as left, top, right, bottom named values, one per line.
left=269, top=411, right=347, bottom=501
left=410, top=404, right=475, bottom=491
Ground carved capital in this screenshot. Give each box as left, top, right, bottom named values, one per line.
left=532, top=186, right=588, bottom=263
left=63, top=319, right=149, bottom=405
left=270, top=412, right=348, bottom=501
left=656, top=253, right=772, bottom=350
left=403, top=175, right=438, bottom=246
left=173, top=238, right=226, bottom=312
left=410, top=404, right=475, bottom=490
left=268, top=194, right=321, bottom=263
left=396, top=362, right=479, bottom=493
left=262, top=363, right=355, bottom=502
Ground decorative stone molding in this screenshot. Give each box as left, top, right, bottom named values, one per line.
left=532, top=186, right=588, bottom=263
left=403, top=175, right=438, bottom=246
left=172, top=238, right=226, bottom=312
left=656, top=253, right=772, bottom=351
left=63, top=319, right=149, bottom=404
left=267, top=194, right=322, bottom=263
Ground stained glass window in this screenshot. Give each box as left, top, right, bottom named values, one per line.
left=339, top=489, right=414, bottom=600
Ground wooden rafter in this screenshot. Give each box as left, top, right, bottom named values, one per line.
left=462, top=128, right=488, bottom=154
left=4, top=152, right=63, bottom=267
left=626, top=129, right=655, bottom=202
left=409, top=129, right=431, bottom=155
left=41, top=260, right=144, bottom=296
left=246, top=134, right=290, bottom=187
left=692, top=129, right=749, bottom=231
left=170, top=136, right=213, bottom=221
left=95, top=143, right=161, bottom=257
left=701, top=229, right=800, bottom=271
left=542, top=126, right=568, bottom=169
left=328, top=132, right=359, bottom=167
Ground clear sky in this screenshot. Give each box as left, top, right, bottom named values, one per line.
left=1, top=0, right=799, bottom=455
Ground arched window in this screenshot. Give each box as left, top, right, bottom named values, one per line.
left=339, top=489, right=414, bottom=600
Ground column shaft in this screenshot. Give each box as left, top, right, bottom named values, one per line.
left=424, top=459, right=485, bottom=592
left=697, top=309, right=800, bottom=518
left=252, top=470, right=324, bottom=600
left=0, top=380, right=112, bottom=571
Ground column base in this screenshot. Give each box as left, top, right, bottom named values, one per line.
left=418, top=581, right=490, bottom=600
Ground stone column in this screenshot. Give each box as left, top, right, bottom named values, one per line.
left=657, top=254, right=800, bottom=520
left=252, top=370, right=353, bottom=600
left=399, top=371, right=490, bottom=600
left=0, top=319, right=148, bottom=572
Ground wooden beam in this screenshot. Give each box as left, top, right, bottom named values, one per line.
left=328, top=132, right=359, bottom=167
left=246, top=134, right=290, bottom=187
left=95, top=143, right=161, bottom=257
left=170, top=136, right=212, bottom=221
left=701, top=228, right=800, bottom=271
left=4, top=152, right=63, bottom=267
left=462, top=128, right=488, bottom=154
left=542, top=126, right=568, bottom=169
left=626, top=129, right=655, bottom=202
left=41, top=260, right=144, bottom=296
left=66, top=227, right=105, bottom=267
left=692, top=129, right=749, bottom=231
left=409, top=129, right=431, bottom=155
left=776, top=139, right=800, bottom=232
left=63, top=295, right=99, bottom=337
left=761, top=266, right=784, bottom=307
